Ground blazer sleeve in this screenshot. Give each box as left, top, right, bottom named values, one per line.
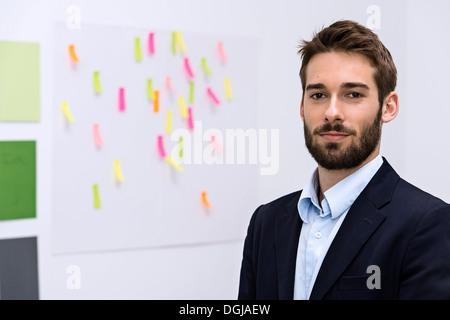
left=400, top=204, right=450, bottom=299
left=238, top=205, right=262, bottom=300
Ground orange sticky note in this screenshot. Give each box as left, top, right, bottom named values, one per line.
left=68, top=44, right=80, bottom=63
left=153, top=90, right=160, bottom=113
left=201, top=191, right=212, bottom=209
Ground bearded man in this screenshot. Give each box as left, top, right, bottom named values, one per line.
left=238, top=20, right=450, bottom=300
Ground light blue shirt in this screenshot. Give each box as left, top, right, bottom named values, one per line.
left=293, top=155, right=383, bottom=300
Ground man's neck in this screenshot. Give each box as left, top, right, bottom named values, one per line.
left=317, top=152, right=380, bottom=203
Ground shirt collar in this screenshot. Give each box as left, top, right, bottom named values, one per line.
left=298, top=155, right=384, bottom=223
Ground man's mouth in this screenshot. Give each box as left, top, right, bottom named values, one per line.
left=318, top=131, right=350, bottom=142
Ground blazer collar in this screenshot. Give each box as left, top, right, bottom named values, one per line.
left=309, top=158, right=400, bottom=300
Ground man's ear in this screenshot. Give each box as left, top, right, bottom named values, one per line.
left=381, top=91, right=399, bottom=123
left=300, top=97, right=305, bottom=122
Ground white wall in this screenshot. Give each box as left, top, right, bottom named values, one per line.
left=0, top=0, right=448, bottom=299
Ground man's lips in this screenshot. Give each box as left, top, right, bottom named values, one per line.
left=318, top=131, right=350, bottom=142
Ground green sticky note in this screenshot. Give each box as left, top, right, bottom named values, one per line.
left=0, top=41, right=40, bottom=122
left=0, top=141, right=36, bottom=221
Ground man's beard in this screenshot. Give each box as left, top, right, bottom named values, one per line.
left=304, top=108, right=382, bottom=170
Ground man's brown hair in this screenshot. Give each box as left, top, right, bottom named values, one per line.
left=298, top=20, right=397, bottom=107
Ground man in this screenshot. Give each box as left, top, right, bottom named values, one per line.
left=238, top=20, right=450, bottom=300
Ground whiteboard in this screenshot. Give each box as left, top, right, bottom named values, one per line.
left=51, top=23, right=260, bottom=254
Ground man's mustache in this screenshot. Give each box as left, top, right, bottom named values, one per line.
left=313, top=123, right=357, bottom=136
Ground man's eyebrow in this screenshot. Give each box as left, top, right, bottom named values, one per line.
left=341, top=82, right=370, bottom=90
left=305, top=83, right=326, bottom=91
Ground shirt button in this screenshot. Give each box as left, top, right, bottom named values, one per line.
left=314, top=232, right=322, bottom=239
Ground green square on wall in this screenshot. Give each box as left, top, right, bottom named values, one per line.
left=0, top=41, right=40, bottom=122
left=0, top=141, right=36, bottom=221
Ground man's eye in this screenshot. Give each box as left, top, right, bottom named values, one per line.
left=348, top=92, right=363, bottom=98
left=311, top=93, right=325, bottom=100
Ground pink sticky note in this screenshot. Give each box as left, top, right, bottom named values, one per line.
left=187, top=107, right=194, bottom=130
left=165, top=76, right=174, bottom=91
left=118, top=87, right=126, bottom=112
left=157, top=135, right=167, bottom=158
left=217, top=41, right=227, bottom=62
left=206, top=87, right=220, bottom=105
left=184, top=57, right=194, bottom=79
left=148, top=32, right=155, bottom=55
left=93, top=123, right=105, bottom=147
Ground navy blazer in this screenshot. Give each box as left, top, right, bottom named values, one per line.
left=238, top=159, right=450, bottom=300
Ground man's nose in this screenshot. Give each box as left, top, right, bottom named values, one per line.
left=324, top=96, right=344, bottom=123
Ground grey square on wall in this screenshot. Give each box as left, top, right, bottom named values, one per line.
left=0, top=236, right=39, bottom=300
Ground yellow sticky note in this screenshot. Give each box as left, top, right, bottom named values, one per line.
left=93, top=71, right=102, bottom=93
left=166, top=110, right=172, bottom=134
left=176, top=31, right=187, bottom=53
left=166, top=156, right=183, bottom=172
left=147, top=78, right=155, bottom=100
left=201, top=57, right=213, bottom=76
left=93, top=184, right=101, bottom=209
left=179, top=136, right=183, bottom=158
left=178, top=95, right=188, bottom=118
left=224, top=77, right=233, bottom=100
left=135, top=37, right=142, bottom=61
left=171, top=32, right=177, bottom=54
left=189, top=81, right=194, bottom=104
left=113, top=160, right=125, bottom=182
left=61, top=101, right=75, bottom=123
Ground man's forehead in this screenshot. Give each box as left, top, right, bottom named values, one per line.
left=305, top=51, right=376, bottom=87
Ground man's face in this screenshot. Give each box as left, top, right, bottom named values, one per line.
left=301, top=51, right=382, bottom=170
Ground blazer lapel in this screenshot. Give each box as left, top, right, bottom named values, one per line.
left=309, top=159, right=399, bottom=300
left=275, top=193, right=302, bottom=300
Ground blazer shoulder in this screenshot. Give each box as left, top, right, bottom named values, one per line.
left=396, top=178, right=449, bottom=209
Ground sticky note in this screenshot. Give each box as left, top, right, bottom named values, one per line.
left=166, top=110, right=172, bottom=133
left=187, top=107, right=194, bottom=130
left=166, top=156, right=183, bottom=172
left=92, top=123, right=104, bottom=147
left=224, top=77, right=233, bottom=100
left=0, top=141, right=36, bottom=221
left=171, top=32, right=177, bottom=54
left=153, top=90, right=159, bottom=113
left=211, top=135, right=224, bottom=153
left=201, top=191, right=212, bottom=209
left=184, top=57, right=194, bottom=79
left=178, top=95, right=188, bottom=118
left=68, top=44, right=80, bottom=63
left=147, top=79, right=155, bottom=100
left=189, top=81, right=194, bottom=104
left=93, top=71, right=102, bottom=93
left=113, top=160, right=125, bottom=182
left=61, top=101, right=75, bottom=123
left=93, top=184, right=101, bottom=209
left=148, top=32, right=155, bottom=55
left=165, top=76, right=174, bottom=91
left=118, top=87, right=126, bottom=112
left=217, top=41, right=227, bottom=62
left=206, top=87, right=220, bottom=105
left=201, top=57, right=213, bottom=76
left=179, top=136, right=183, bottom=158
left=0, top=41, right=40, bottom=122
left=135, top=37, right=142, bottom=61
left=176, top=31, right=187, bottom=53
left=157, top=134, right=166, bottom=158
